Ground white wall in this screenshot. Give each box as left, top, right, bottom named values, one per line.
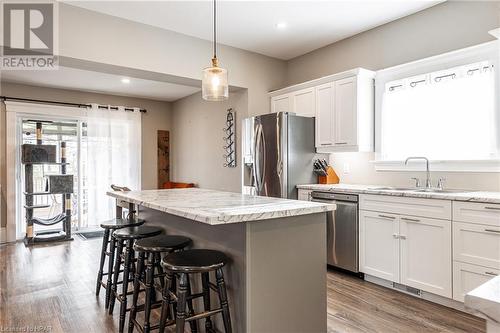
left=57, top=3, right=287, bottom=117
left=285, top=1, right=500, bottom=190
left=286, top=1, right=500, bottom=85
left=171, top=90, right=247, bottom=192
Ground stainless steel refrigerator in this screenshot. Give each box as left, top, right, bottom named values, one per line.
left=242, top=112, right=316, bottom=199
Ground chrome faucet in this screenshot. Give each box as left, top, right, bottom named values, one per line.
left=405, top=157, right=431, bottom=188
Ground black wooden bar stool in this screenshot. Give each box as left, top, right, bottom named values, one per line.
left=128, top=235, right=193, bottom=333
left=159, top=249, right=233, bottom=333
left=109, top=225, right=164, bottom=333
left=96, top=217, right=145, bottom=304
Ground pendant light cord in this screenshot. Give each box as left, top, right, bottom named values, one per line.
left=213, top=0, right=217, bottom=59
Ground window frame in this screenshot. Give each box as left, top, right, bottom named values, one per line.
left=373, top=41, right=500, bottom=172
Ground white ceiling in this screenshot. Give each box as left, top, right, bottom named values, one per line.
left=66, top=0, right=442, bottom=60
left=1, top=66, right=201, bottom=102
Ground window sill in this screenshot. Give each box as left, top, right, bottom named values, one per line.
left=372, top=160, right=500, bottom=173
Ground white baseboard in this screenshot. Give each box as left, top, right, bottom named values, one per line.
left=0, top=227, right=6, bottom=243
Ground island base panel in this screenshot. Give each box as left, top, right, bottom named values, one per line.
left=140, top=207, right=327, bottom=332
left=246, top=213, right=327, bottom=333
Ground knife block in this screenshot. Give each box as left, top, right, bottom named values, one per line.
left=318, top=166, right=340, bottom=184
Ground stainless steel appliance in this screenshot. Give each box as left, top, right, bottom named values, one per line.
left=311, top=191, right=359, bottom=272
left=242, top=112, right=316, bottom=199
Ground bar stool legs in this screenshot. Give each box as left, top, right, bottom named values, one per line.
left=159, top=249, right=232, bottom=333
left=96, top=228, right=110, bottom=296
left=201, top=272, right=213, bottom=332
left=109, top=239, right=124, bottom=314
left=119, top=239, right=135, bottom=333
left=128, top=250, right=145, bottom=333
left=175, top=273, right=189, bottom=333
left=216, top=268, right=232, bottom=333
left=143, top=253, right=155, bottom=333
left=158, top=272, right=174, bottom=333
left=105, top=236, right=116, bottom=309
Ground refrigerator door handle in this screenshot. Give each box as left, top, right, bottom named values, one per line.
left=253, top=123, right=266, bottom=193
left=259, top=124, right=266, bottom=194
left=253, top=123, right=261, bottom=192
left=276, top=115, right=283, bottom=192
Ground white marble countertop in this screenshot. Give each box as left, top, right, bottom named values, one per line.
left=465, top=276, right=500, bottom=324
left=297, top=183, right=500, bottom=204
left=107, top=188, right=335, bottom=225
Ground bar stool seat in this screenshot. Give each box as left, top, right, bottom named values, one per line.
left=100, top=217, right=145, bottom=229
left=162, top=249, right=228, bottom=273
left=134, top=235, right=192, bottom=253
left=113, top=225, right=163, bottom=240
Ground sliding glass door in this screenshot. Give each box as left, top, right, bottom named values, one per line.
left=17, top=116, right=96, bottom=237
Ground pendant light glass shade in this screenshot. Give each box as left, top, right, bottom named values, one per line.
left=202, top=0, right=228, bottom=101
left=202, top=58, right=228, bottom=101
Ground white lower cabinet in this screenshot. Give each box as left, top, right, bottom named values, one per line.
left=453, top=221, right=500, bottom=269
left=360, top=199, right=452, bottom=298
left=453, top=261, right=499, bottom=302
left=359, top=211, right=399, bottom=282
left=400, top=216, right=452, bottom=298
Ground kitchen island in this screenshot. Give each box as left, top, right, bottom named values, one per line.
left=107, top=188, right=335, bottom=333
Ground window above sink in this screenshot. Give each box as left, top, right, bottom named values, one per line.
left=373, top=41, right=500, bottom=172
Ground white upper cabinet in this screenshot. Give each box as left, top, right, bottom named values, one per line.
left=315, top=83, right=335, bottom=147
left=292, top=87, right=315, bottom=117
left=268, top=68, right=374, bottom=153
left=271, top=94, right=290, bottom=114
left=334, top=77, right=357, bottom=147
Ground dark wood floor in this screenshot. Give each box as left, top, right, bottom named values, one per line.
left=0, top=237, right=485, bottom=333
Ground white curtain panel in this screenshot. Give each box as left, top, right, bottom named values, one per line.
left=85, top=105, right=141, bottom=226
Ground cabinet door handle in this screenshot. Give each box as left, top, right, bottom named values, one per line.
left=399, top=235, right=407, bottom=240
left=485, top=271, right=498, bottom=276
left=392, top=233, right=399, bottom=239
left=484, top=229, right=500, bottom=234
left=484, top=206, right=500, bottom=210
left=335, top=142, right=348, bottom=145
left=378, top=214, right=395, bottom=219
left=401, top=217, right=420, bottom=222
left=320, top=143, right=331, bottom=146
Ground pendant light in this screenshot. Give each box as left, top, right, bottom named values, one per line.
left=202, top=0, right=228, bottom=101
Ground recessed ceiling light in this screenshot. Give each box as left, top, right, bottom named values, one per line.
left=276, top=22, right=287, bottom=30
left=121, top=78, right=130, bottom=84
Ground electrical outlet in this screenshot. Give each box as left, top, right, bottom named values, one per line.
left=343, top=163, right=350, bottom=174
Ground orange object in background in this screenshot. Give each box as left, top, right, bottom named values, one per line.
left=318, top=166, right=340, bottom=184
left=162, top=182, right=195, bottom=189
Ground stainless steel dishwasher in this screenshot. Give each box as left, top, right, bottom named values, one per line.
left=311, top=191, right=359, bottom=273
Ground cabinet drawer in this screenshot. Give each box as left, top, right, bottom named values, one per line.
left=453, top=261, right=499, bottom=302
left=453, top=221, right=500, bottom=269
left=453, top=201, right=500, bottom=227
left=360, top=194, right=451, bottom=220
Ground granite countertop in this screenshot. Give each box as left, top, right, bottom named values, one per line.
left=107, top=188, right=335, bottom=225
left=465, top=276, right=500, bottom=324
left=297, top=183, right=500, bottom=204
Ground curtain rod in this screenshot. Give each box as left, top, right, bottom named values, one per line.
left=0, top=96, right=147, bottom=113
